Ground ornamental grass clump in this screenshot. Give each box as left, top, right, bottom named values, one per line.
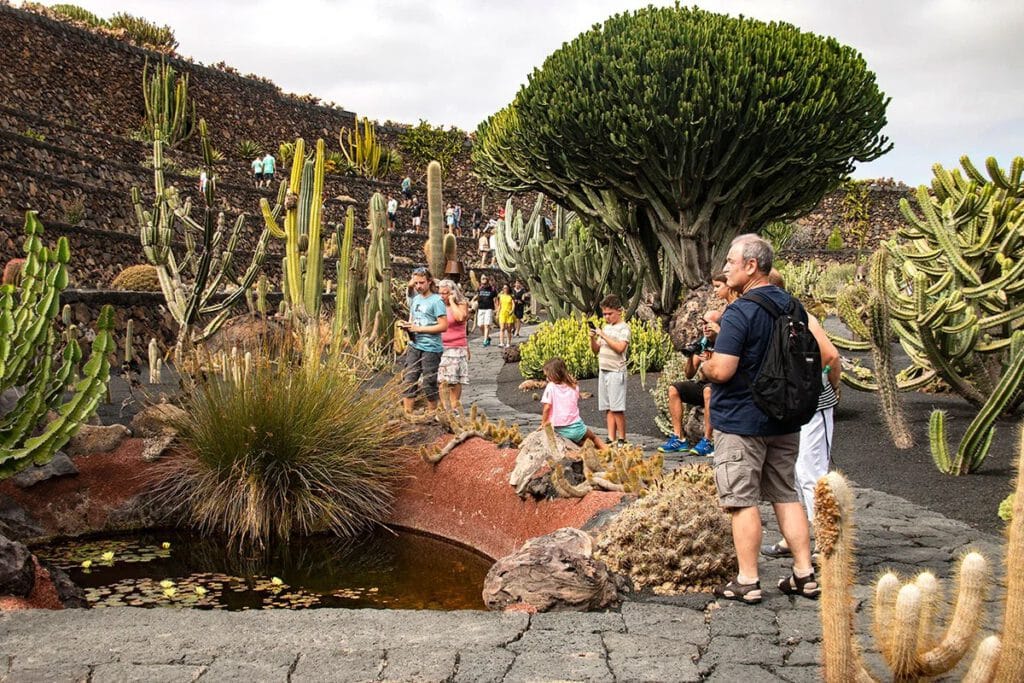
left=153, top=355, right=410, bottom=548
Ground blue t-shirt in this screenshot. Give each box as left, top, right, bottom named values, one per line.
left=710, top=285, right=798, bottom=436
left=409, top=293, right=446, bottom=354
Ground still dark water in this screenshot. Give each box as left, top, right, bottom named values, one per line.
left=33, top=528, right=491, bottom=611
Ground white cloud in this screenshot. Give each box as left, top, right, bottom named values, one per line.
left=47, top=0, right=1024, bottom=184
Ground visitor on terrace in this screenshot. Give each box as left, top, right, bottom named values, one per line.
left=400, top=175, right=412, bottom=207
left=250, top=156, right=263, bottom=187
left=511, top=280, right=530, bottom=337
left=387, top=196, right=399, bottom=231
left=538, top=357, right=607, bottom=451
left=437, top=279, right=470, bottom=417
left=410, top=196, right=423, bottom=233
left=699, top=234, right=818, bottom=605
left=260, top=152, right=275, bottom=188
left=397, top=267, right=447, bottom=415
left=471, top=274, right=497, bottom=346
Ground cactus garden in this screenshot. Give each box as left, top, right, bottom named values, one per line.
left=1, top=2, right=1022, bottom=681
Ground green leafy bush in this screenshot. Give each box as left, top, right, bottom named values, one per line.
left=519, top=315, right=673, bottom=380
left=109, top=12, right=177, bottom=50
left=152, top=357, right=410, bottom=547
left=398, top=120, right=466, bottom=173
left=51, top=4, right=107, bottom=27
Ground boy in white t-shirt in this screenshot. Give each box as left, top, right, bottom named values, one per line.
left=589, top=294, right=631, bottom=447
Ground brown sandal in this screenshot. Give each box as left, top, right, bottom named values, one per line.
left=714, top=579, right=763, bottom=604
left=778, top=571, right=820, bottom=599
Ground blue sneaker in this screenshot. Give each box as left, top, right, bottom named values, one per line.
left=657, top=435, right=690, bottom=453
left=483, top=338, right=491, bottom=347
left=690, top=437, right=714, bottom=457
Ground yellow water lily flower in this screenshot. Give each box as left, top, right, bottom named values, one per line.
left=162, top=587, right=177, bottom=598
left=161, top=542, right=171, bottom=549
left=80, top=559, right=92, bottom=569
left=101, top=551, right=114, bottom=562
left=159, top=579, right=175, bottom=589
left=194, top=586, right=208, bottom=596
left=271, top=576, right=283, bottom=586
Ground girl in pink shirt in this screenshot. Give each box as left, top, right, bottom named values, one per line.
left=539, top=358, right=607, bottom=450
left=438, top=279, right=470, bottom=415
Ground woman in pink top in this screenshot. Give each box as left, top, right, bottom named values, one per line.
left=438, top=279, right=470, bottom=415
left=539, top=357, right=606, bottom=450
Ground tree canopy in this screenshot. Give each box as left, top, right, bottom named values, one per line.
left=473, top=5, right=891, bottom=309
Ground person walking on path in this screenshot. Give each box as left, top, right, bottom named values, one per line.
left=397, top=267, right=447, bottom=415
left=511, top=280, right=530, bottom=337
left=589, top=294, right=631, bottom=447
left=251, top=157, right=263, bottom=187
left=387, top=196, right=399, bottom=231
left=410, top=197, right=423, bottom=233
left=699, top=234, right=818, bottom=605
left=761, top=268, right=841, bottom=558
left=260, top=152, right=276, bottom=188
left=472, top=274, right=498, bottom=346
left=401, top=176, right=412, bottom=207
left=496, top=284, right=516, bottom=348
left=478, top=230, right=492, bottom=266
left=539, top=357, right=607, bottom=451
left=437, top=279, right=470, bottom=416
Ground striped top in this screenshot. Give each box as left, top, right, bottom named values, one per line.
left=817, top=378, right=839, bottom=411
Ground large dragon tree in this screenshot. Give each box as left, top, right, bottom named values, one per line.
left=473, top=6, right=891, bottom=311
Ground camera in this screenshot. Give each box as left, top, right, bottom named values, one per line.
left=681, top=336, right=711, bottom=357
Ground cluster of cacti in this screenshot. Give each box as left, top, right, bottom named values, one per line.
left=420, top=404, right=523, bottom=463
left=338, top=117, right=399, bottom=180
left=518, top=314, right=673, bottom=381
left=260, top=138, right=328, bottom=323
left=111, top=264, right=162, bottom=292
left=141, top=58, right=195, bottom=149
left=815, top=431, right=1024, bottom=681
left=132, top=119, right=269, bottom=351
left=0, top=212, right=115, bottom=479
left=494, top=195, right=645, bottom=319
left=331, top=195, right=394, bottom=353
left=833, top=156, right=1024, bottom=473
left=593, top=465, right=735, bottom=594
left=650, top=353, right=692, bottom=436
left=549, top=436, right=663, bottom=497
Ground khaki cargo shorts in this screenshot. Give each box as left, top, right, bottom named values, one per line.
left=712, top=430, right=800, bottom=508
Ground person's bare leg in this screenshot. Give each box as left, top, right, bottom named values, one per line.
left=668, top=386, right=683, bottom=438
left=402, top=397, right=415, bottom=413
left=613, top=412, right=626, bottom=443
left=451, top=383, right=463, bottom=414
left=774, top=502, right=813, bottom=574
left=731, top=506, right=763, bottom=581
left=605, top=410, right=616, bottom=442
left=702, top=386, right=713, bottom=439
left=586, top=429, right=608, bottom=451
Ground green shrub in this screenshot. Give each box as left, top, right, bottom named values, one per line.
left=826, top=226, right=845, bottom=251
left=62, top=197, right=85, bottom=225
left=398, top=120, right=466, bottom=173
left=519, top=314, right=673, bottom=380
left=22, top=128, right=45, bottom=142
left=236, top=139, right=262, bottom=159
left=51, top=4, right=107, bottom=27
left=152, top=357, right=410, bottom=547
left=109, top=12, right=177, bottom=50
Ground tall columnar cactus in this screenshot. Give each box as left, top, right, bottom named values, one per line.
left=426, top=160, right=445, bottom=276
left=260, top=138, right=328, bottom=322
left=132, top=119, right=269, bottom=350
left=0, top=212, right=115, bottom=478
left=816, top=425, right=1024, bottom=680
left=141, top=57, right=195, bottom=149
left=361, top=193, right=394, bottom=345
left=338, top=116, right=396, bottom=180
left=493, top=193, right=544, bottom=273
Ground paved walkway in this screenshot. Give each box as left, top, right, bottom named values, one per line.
left=1, top=330, right=1008, bottom=682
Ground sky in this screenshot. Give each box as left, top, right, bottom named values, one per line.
left=42, top=0, right=1024, bottom=185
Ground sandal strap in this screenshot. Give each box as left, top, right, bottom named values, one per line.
left=779, top=571, right=820, bottom=598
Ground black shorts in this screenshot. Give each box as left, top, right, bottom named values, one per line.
left=672, top=381, right=709, bottom=407
left=402, top=188, right=412, bottom=199
left=264, top=172, right=274, bottom=181
left=254, top=171, right=262, bottom=179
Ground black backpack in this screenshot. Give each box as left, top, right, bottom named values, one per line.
left=742, top=290, right=822, bottom=427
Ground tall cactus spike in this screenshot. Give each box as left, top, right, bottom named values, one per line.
left=426, top=161, right=445, bottom=276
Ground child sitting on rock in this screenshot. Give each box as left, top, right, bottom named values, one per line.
left=539, top=357, right=607, bottom=451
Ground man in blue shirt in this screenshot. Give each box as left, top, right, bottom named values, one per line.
left=398, top=267, right=448, bottom=414
left=700, top=234, right=818, bottom=605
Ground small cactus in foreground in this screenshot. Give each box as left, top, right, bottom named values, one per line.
left=111, top=264, right=162, bottom=292
left=594, top=465, right=735, bottom=594
left=816, top=427, right=1024, bottom=681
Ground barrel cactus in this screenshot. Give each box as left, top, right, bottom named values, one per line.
left=594, top=465, right=735, bottom=593
left=111, top=264, right=161, bottom=292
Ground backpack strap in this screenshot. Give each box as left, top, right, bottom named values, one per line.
left=741, top=289, right=806, bottom=324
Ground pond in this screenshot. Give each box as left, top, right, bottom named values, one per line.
left=33, top=528, right=492, bottom=611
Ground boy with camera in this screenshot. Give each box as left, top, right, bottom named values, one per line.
left=589, top=294, right=631, bottom=447
left=658, top=310, right=721, bottom=456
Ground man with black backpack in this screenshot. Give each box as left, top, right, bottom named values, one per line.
left=700, top=234, right=821, bottom=606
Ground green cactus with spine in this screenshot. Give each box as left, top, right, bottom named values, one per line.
left=426, top=161, right=445, bottom=276
left=339, top=117, right=396, bottom=180
left=132, top=119, right=269, bottom=350
left=0, top=212, right=115, bottom=478
left=260, top=138, right=328, bottom=322
left=141, top=58, right=195, bottom=149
